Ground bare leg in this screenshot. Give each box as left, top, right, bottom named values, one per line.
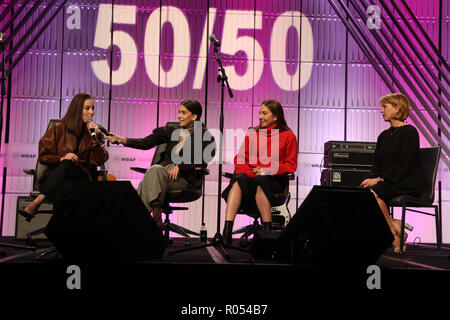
left=370, top=189, right=400, bottom=247
left=255, top=186, right=272, bottom=222
left=224, top=182, right=242, bottom=221
left=23, top=194, right=47, bottom=215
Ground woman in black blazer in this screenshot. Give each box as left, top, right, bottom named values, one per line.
left=108, top=100, right=215, bottom=228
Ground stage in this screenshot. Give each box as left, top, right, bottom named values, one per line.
left=1, top=236, right=450, bottom=302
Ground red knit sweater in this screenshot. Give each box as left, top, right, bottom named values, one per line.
left=234, top=124, right=298, bottom=178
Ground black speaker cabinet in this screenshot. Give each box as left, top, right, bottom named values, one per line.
left=277, top=186, right=393, bottom=267
left=15, top=196, right=53, bottom=240
left=320, top=168, right=370, bottom=187
left=45, top=181, right=166, bottom=260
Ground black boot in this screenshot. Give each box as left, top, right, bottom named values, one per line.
left=262, top=221, right=272, bottom=231
left=222, top=220, right=234, bottom=244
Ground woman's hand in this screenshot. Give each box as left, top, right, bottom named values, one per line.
left=252, top=167, right=266, bottom=176
left=360, top=177, right=382, bottom=188
left=86, top=120, right=99, bottom=135
left=61, top=152, right=79, bottom=164
left=168, top=165, right=180, bottom=182
left=106, top=133, right=127, bottom=145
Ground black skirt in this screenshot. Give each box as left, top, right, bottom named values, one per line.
left=221, top=173, right=288, bottom=212
left=371, top=180, right=423, bottom=202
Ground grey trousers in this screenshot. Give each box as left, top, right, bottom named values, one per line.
left=137, top=164, right=188, bottom=211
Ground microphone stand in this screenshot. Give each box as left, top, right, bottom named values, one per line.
left=0, top=40, right=37, bottom=255
left=168, top=40, right=248, bottom=260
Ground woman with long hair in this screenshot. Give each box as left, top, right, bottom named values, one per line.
left=107, top=99, right=215, bottom=229
left=18, top=93, right=109, bottom=220
left=221, top=99, right=298, bottom=244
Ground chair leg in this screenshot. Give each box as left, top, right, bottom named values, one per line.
left=232, top=225, right=253, bottom=235
left=174, top=224, right=199, bottom=236
left=400, top=206, right=406, bottom=254
left=240, top=224, right=262, bottom=241
left=435, top=205, right=441, bottom=251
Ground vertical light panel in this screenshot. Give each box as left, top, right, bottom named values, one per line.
left=298, top=107, right=345, bottom=153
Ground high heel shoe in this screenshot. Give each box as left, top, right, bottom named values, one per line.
left=18, top=209, right=35, bottom=222
left=393, top=219, right=414, bottom=232
left=403, top=222, right=414, bottom=232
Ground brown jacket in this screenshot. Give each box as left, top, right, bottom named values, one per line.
left=38, top=121, right=109, bottom=180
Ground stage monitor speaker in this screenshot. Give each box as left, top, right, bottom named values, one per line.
left=45, top=181, right=166, bottom=260
left=276, top=186, right=393, bottom=267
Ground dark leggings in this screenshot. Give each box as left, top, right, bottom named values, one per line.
left=39, top=160, right=90, bottom=204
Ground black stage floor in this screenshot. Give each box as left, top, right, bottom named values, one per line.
left=1, top=236, right=450, bottom=304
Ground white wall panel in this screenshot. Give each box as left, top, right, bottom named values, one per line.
left=61, top=52, right=110, bottom=99
left=11, top=52, right=62, bottom=98
left=347, top=63, right=393, bottom=108
left=110, top=100, right=158, bottom=137
left=111, top=54, right=159, bottom=100
left=346, top=108, right=389, bottom=142
left=1, top=194, right=22, bottom=236
left=308, top=17, right=346, bottom=63
left=9, top=98, right=60, bottom=143
left=302, top=0, right=337, bottom=18
left=15, top=3, right=63, bottom=52
left=299, top=107, right=344, bottom=153
left=63, top=3, right=102, bottom=52
left=299, top=63, right=345, bottom=108
left=254, top=59, right=302, bottom=106
left=297, top=152, right=323, bottom=187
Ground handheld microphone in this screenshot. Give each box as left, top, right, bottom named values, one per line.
left=209, top=34, right=220, bottom=47
left=98, top=124, right=118, bottom=144
left=87, top=118, right=96, bottom=139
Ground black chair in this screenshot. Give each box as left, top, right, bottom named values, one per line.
left=19, top=119, right=59, bottom=246
left=388, top=146, right=442, bottom=254
left=20, top=119, right=108, bottom=247
left=130, top=122, right=209, bottom=247
left=222, top=172, right=295, bottom=247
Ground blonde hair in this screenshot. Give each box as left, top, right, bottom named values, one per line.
left=379, top=93, right=410, bottom=121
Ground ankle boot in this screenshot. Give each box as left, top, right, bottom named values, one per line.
left=262, top=221, right=272, bottom=231
left=222, top=220, right=234, bottom=244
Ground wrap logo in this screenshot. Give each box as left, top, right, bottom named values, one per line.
left=114, top=155, right=136, bottom=162
left=12, top=152, right=36, bottom=160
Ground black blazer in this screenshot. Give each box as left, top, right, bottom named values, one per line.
left=125, top=122, right=215, bottom=188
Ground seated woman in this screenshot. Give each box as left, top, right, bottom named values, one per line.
left=221, top=99, right=298, bottom=244
left=107, top=99, right=215, bottom=229
left=360, top=93, right=425, bottom=253
left=19, top=93, right=109, bottom=221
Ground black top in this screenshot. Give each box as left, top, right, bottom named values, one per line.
left=125, top=123, right=215, bottom=188
left=368, top=124, right=425, bottom=197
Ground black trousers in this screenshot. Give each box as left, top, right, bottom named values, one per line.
left=39, top=160, right=90, bottom=204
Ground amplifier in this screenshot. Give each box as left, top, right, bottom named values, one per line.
left=320, top=168, right=371, bottom=187
left=15, top=196, right=53, bottom=240
left=324, top=140, right=376, bottom=168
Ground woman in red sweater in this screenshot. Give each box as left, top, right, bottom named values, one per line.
left=221, top=100, right=298, bottom=244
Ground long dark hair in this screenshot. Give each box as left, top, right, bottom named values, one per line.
left=62, top=93, right=92, bottom=136
left=258, top=99, right=290, bottom=131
